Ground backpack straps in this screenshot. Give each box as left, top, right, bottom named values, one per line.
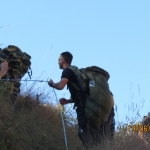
left=68, top=66, right=88, bottom=92
left=68, top=80, right=80, bottom=91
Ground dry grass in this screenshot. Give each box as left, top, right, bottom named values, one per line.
left=0, top=83, right=149, bottom=150
left=0, top=94, right=83, bottom=150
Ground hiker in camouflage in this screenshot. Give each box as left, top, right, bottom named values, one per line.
left=48, top=51, right=115, bottom=149
left=0, top=45, right=31, bottom=109
left=0, top=50, right=20, bottom=105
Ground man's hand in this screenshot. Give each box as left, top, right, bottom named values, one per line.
left=47, top=78, right=68, bottom=90
left=48, top=79, right=54, bottom=87
left=59, top=98, right=69, bottom=105
left=59, top=98, right=74, bottom=105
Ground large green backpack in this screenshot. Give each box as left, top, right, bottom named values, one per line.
left=68, top=66, right=112, bottom=126
left=1, top=45, right=32, bottom=79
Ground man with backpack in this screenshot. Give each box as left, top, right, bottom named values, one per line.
left=0, top=45, right=31, bottom=109
left=48, top=51, right=115, bottom=149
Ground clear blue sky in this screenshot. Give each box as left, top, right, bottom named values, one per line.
left=1, top=0, right=150, bottom=125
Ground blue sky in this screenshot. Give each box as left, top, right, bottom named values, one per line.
left=1, top=0, right=150, bottom=124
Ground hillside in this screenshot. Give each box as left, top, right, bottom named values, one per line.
left=0, top=94, right=149, bottom=150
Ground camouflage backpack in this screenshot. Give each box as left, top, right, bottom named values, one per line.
left=68, top=66, right=112, bottom=126
left=1, top=45, right=32, bottom=79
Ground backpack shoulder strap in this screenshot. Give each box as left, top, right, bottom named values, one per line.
left=68, top=66, right=88, bottom=92
left=68, top=80, right=80, bottom=91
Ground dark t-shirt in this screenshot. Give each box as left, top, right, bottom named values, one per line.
left=61, top=67, right=79, bottom=101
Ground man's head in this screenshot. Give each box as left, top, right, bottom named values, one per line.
left=58, top=51, right=73, bottom=69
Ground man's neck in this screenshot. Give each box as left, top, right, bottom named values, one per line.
left=63, top=64, right=71, bottom=70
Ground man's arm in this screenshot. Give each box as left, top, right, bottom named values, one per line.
left=0, top=61, right=8, bottom=78
left=59, top=98, right=74, bottom=105
left=48, top=78, right=68, bottom=90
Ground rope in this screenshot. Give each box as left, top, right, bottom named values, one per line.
left=53, top=88, right=68, bottom=150
left=0, top=79, right=48, bottom=82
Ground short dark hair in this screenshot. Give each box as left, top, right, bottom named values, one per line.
left=60, top=51, right=73, bottom=64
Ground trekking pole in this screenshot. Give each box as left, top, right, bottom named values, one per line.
left=52, top=87, right=68, bottom=150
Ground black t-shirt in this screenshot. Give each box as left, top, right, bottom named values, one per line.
left=61, top=67, right=79, bottom=101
